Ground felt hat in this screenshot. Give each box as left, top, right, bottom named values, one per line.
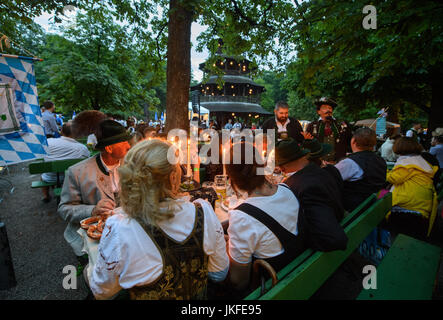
left=302, top=138, right=333, bottom=159
left=314, top=97, right=338, bottom=110
left=95, top=120, right=133, bottom=149
left=275, top=139, right=310, bottom=166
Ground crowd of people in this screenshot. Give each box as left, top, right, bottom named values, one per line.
left=37, top=97, right=442, bottom=300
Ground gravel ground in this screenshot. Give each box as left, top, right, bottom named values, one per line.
left=0, top=161, right=88, bottom=300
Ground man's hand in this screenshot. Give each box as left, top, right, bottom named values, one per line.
left=301, top=131, right=314, bottom=140
left=92, top=199, right=115, bottom=216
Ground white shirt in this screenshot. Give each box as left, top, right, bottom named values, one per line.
left=335, top=158, right=364, bottom=182
left=89, top=199, right=229, bottom=300
left=406, top=129, right=415, bottom=138
left=379, top=138, right=397, bottom=162
left=276, top=118, right=290, bottom=133
left=100, top=154, right=120, bottom=193
left=233, top=122, right=242, bottom=129
left=42, top=137, right=90, bottom=182
left=87, top=134, right=97, bottom=147
left=227, top=185, right=300, bottom=264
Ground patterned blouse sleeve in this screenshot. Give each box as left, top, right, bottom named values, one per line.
left=89, top=217, right=124, bottom=300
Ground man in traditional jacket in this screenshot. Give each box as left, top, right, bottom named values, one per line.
left=305, top=97, right=352, bottom=163
left=58, top=120, right=132, bottom=260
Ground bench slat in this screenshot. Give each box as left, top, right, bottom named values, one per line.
left=245, top=193, right=378, bottom=300
left=31, top=181, right=56, bottom=188
left=357, top=234, right=441, bottom=300
left=246, top=193, right=392, bottom=300
left=51, top=158, right=84, bottom=172
left=29, top=161, right=53, bottom=174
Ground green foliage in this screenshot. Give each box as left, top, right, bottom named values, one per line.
left=255, top=71, right=288, bottom=112
left=286, top=0, right=443, bottom=128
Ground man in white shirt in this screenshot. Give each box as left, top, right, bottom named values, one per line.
left=41, top=122, right=90, bottom=202
left=261, top=101, right=304, bottom=142
left=406, top=122, right=422, bottom=141
left=58, top=120, right=132, bottom=260
left=335, top=127, right=386, bottom=211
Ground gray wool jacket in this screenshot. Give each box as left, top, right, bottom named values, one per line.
left=57, top=154, right=117, bottom=256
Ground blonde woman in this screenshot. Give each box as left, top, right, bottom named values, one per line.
left=89, top=139, right=229, bottom=300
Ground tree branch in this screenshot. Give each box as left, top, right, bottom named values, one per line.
left=155, top=22, right=167, bottom=63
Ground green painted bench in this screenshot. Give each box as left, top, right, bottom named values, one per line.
left=29, top=158, right=85, bottom=201
left=244, top=192, right=392, bottom=300
left=357, top=233, right=441, bottom=300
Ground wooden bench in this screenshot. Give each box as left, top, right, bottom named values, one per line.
left=29, top=158, right=85, bottom=201
left=357, top=233, right=441, bottom=300
left=244, top=192, right=392, bottom=300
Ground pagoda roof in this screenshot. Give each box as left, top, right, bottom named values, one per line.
left=200, top=102, right=272, bottom=115
left=191, top=75, right=264, bottom=90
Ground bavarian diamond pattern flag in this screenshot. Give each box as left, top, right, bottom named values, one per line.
left=0, top=54, right=48, bottom=164
left=0, top=83, right=20, bottom=134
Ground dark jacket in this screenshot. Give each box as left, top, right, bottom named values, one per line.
left=262, top=116, right=304, bottom=144
left=343, top=151, right=387, bottom=212
left=284, top=163, right=348, bottom=252
left=306, top=119, right=352, bottom=162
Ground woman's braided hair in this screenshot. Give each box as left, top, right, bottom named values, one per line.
left=118, top=139, right=181, bottom=226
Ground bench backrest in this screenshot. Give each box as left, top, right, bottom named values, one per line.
left=29, top=158, right=85, bottom=174
left=245, top=192, right=392, bottom=300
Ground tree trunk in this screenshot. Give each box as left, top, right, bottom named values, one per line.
left=165, top=0, right=193, bottom=133
left=429, top=71, right=443, bottom=133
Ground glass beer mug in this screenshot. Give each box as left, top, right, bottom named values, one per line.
left=214, top=175, right=227, bottom=207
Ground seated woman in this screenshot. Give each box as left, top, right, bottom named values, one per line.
left=386, top=137, right=439, bottom=239
left=88, top=139, right=229, bottom=300
left=225, top=141, right=304, bottom=293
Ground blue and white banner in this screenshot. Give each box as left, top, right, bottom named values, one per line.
left=376, top=117, right=386, bottom=136
left=0, top=54, right=48, bottom=164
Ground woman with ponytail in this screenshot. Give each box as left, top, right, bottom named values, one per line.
left=224, top=141, right=304, bottom=293
left=89, top=139, right=229, bottom=300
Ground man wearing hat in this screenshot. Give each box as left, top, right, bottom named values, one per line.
left=302, top=138, right=345, bottom=192
left=305, top=97, right=352, bottom=163
left=58, top=119, right=132, bottom=260
left=276, top=139, right=348, bottom=252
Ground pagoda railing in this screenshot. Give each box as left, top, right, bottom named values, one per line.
left=200, top=95, right=261, bottom=104
left=223, top=70, right=250, bottom=76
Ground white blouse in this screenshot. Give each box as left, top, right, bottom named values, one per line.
left=89, top=198, right=229, bottom=300
left=227, top=185, right=300, bottom=264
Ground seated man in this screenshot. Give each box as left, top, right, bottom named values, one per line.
left=276, top=139, right=348, bottom=252
left=302, top=138, right=344, bottom=207
left=335, top=127, right=387, bottom=212
left=41, top=122, right=90, bottom=202
left=58, top=120, right=132, bottom=262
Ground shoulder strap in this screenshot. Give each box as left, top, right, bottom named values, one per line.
left=234, top=202, right=299, bottom=251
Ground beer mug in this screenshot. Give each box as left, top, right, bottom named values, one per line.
left=279, top=131, right=288, bottom=140
left=214, top=175, right=227, bottom=207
